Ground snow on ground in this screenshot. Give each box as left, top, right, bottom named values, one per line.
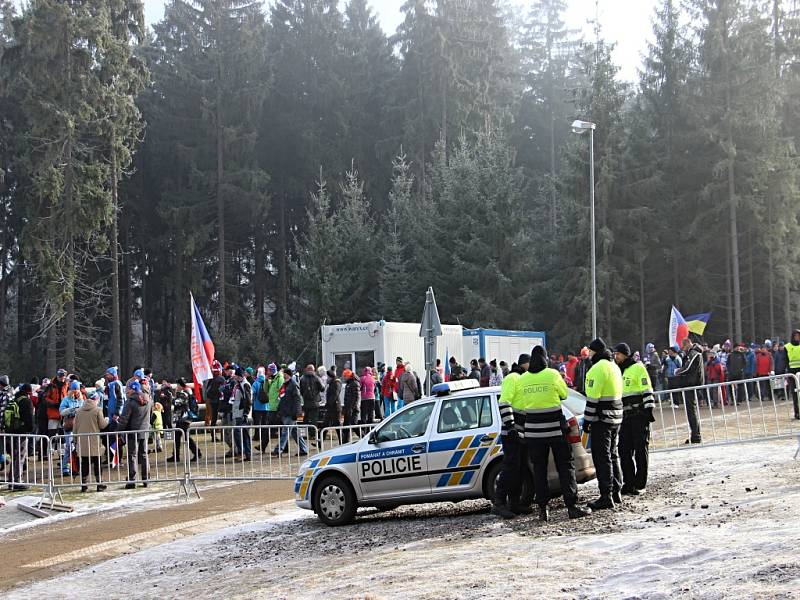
left=9, top=438, right=800, bottom=600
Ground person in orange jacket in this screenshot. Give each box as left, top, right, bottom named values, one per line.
left=44, top=369, right=69, bottom=439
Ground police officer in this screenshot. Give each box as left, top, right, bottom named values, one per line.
left=613, top=343, right=655, bottom=496
left=504, top=346, right=591, bottom=521
left=492, top=354, right=531, bottom=519
left=786, top=330, right=800, bottom=420
left=584, top=338, right=624, bottom=510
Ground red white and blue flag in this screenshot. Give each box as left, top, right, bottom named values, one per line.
left=190, top=294, right=215, bottom=403
left=444, top=348, right=451, bottom=382
left=668, top=305, right=690, bottom=349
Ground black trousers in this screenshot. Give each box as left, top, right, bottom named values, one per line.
left=172, top=421, right=198, bottom=460
left=321, top=409, right=342, bottom=443
left=526, top=436, right=578, bottom=508
left=80, top=456, right=101, bottom=484
left=590, top=422, right=622, bottom=497
left=619, top=414, right=650, bottom=491
left=341, top=410, right=359, bottom=443
left=360, top=399, right=375, bottom=424
left=303, top=406, right=319, bottom=440
left=682, top=388, right=702, bottom=443
left=495, top=434, right=524, bottom=505
left=252, top=410, right=270, bottom=450
left=789, top=369, right=800, bottom=419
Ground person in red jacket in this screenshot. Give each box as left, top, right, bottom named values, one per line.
left=755, top=342, right=774, bottom=400
left=564, top=352, right=579, bottom=388
left=705, top=353, right=727, bottom=407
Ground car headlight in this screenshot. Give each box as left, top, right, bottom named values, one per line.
left=298, top=460, right=312, bottom=476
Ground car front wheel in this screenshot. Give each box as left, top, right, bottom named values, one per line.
left=313, top=475, right=357, bottom=526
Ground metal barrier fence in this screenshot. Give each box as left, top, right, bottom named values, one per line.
left=186, top=424, right=318, bottom=481
left=50, top=428, right=187, bottom=496
left=652, top=373, right=800, bottom=451
left=3, top=376, right=796, bottom=508
left=0, top=434, right=51, bottom=498
left=318, top=423, right=377, bottom=452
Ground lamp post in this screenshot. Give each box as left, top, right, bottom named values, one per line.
left=571, top=119, right=597, bottom=340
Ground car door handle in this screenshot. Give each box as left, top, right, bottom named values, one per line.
left=480, top=436, right=494, bottom=445
left=411, top=444, right=426, bottom=453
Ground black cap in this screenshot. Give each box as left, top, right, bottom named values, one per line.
left=613, top=343, right=631, bottom=356
left=588, top=338, right=607, bottom=353
left=531, top=345, right=546, bottom=358
left=517, top=353, right=531, bottom=366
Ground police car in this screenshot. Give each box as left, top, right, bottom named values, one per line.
left=295, top=379, right=596, bottom=525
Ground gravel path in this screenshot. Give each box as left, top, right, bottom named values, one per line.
left=8, top=438, right=800, bottom=599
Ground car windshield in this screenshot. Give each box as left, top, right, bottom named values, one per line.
left=563, top=390, right=587, bottom=416
left=375, top=402, right=434, bottom=443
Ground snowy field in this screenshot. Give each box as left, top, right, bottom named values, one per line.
left=9, top=437, right=800, bottom=600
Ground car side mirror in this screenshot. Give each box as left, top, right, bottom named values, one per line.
left=368, top=431, right=379, bottom=445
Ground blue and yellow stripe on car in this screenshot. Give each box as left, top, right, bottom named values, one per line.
left=295, top=453, right=357, bottom=501
left=433, top=432, right=498, bottom=488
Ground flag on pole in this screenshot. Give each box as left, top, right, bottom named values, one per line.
left=668, top=306, right=690, bottom=349
left=444, top=348, right=450, bottom=382
left=190, top=294, right=215, bottom=404
left=685, top=312, right=712, bottom=335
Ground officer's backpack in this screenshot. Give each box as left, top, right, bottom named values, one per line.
left=3, top=397, right=24, bottom=433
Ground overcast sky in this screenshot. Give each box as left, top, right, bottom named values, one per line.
left=141, top=0, right=656, bottom=82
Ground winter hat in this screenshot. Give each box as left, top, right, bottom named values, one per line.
left=613, top=343, right=631, bottom=357
left=342, top=369, right=353, bottom=379
left=235, top=367, right=245, bottom=377
left=106, top=366, right=118, bottom=377
left=317, top=366, right=326, bottom=377
left=69, top=381, right=81, bottom=391
left=517, top=353, right=531, bottom=366
left=645, top=343, right=655, bottom=353
left=133, top=368, right=145, bottom=379
left=268, top=363, right=278, bottom=375
left=588, top=338, right=607, bottom=353
left=764, top=339, right=773, bottom=348
left=531, top=345, right=547, bottom=358
left=671, top=344, right=680, bottom=352
left=258, top=367, right=266, bottom=377
left=246, top=367, right=254, bottom=376
left=88, top=390, right=101, bottom=402
left=396, top=357, right=404, bottom=363
left=712, top=344, right=721, bottom=352
left=0, top=375, right=8, bottom=387
left=749, top=342, right=758, bottom=350
left=57, top=368, right=67, bottom=377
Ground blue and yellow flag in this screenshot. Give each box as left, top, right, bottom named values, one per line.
left=685, top=312, right=711, bottom=335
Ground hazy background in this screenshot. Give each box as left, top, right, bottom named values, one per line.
left=141, top=0, right=655, bottom=81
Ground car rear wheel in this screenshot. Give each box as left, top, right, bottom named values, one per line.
left=313, top=475, right=357, bottom=526
left=484, top=459, right=534, bottom=507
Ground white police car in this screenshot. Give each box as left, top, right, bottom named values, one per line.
left=295, top=379, right=596, bottom=525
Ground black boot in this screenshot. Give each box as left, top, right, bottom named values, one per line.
left=568, top=505, right=592, bottom=519
left=588, top=495, right=615, bottom=510
left=621, top=486, right=640, bottom=496
left=490, top=501, right=516, bottom=519
left=509, top=503, right=533, bottom=515
left=612, top=490, right=623, bottom=505
left=538, top=504, right=549, bottom=522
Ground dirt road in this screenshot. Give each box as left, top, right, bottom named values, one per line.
left=0, top=480, right=294, bottom=592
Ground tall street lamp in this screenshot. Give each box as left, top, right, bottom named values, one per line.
left=571, top=119, right=597, bottom=340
